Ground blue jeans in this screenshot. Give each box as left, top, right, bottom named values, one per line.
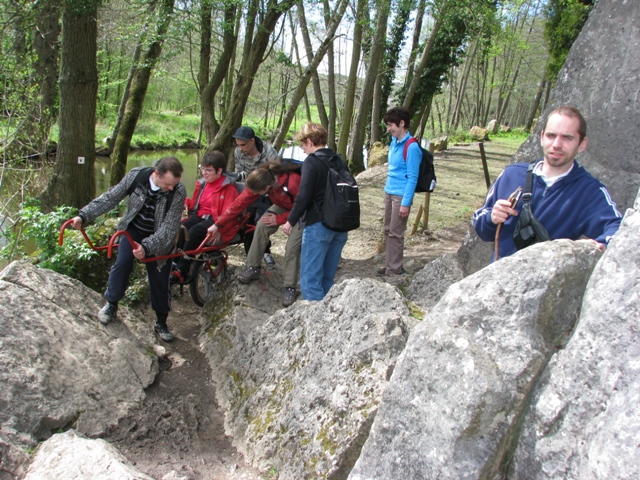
left=300, top=222, right=348, bottom=301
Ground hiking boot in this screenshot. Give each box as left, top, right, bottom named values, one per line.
left=263, top=253, right=276, bottom=267
left=282, top=287, right=297, bottom=307
left=98, top=302, right=117, bottom=325
left=376, top=266, right=405, bottom=277
left=238, top=266, right=261, bottom=284
left=154, top=322, right=175, bottom=342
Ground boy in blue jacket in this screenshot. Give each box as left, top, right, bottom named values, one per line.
left=473, top=105, right=622, bottom=261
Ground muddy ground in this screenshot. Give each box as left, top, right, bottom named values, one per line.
left=102, top=140, right=519, bottom=479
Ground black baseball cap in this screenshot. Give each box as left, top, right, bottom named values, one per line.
left=232, top=126, right=256, bottom=141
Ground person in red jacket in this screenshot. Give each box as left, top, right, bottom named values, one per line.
left=207, top=161, right=302, bottom=307
left=171, top=151, right=239, bottom=284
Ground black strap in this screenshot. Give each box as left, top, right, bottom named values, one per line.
left=522, top=161, right=536, bottom=203
left=127, top=167, right=175, bottom=214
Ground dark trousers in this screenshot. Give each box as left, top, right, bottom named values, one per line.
left=175, top=215, right=214, bottom=276
left=104, top=227, right=172, bottom=316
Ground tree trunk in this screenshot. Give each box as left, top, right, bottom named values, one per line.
left=298, top=0, right=329, bottom=130
left=525, top=75, right=546, bottom=132
left=272, top=0, right=349, bottom=151
left=348, top=0, right=390, bottom=174
left=40, top=1, right=98, bottom=211
left=207, top=0, right=297, bottom=157
left=201, top=1, right=237, bottom=144
left=370, top=73, right=383, bottom=143
left=108, top=37, right=144, bottom=154
left=402, top=0, right=448, bottom=109
left=403, top=0, right=426, bottom=90
left=323, top=0, right=337, bottom=150
left=110, top=0, right=175, bottom=185
left=336, top=0, right=367, bottom=158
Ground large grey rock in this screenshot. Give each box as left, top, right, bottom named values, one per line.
left=0, top=262, right=158, bottom=476
left=513, top=0, right=640, bottom=211
left=510, top=190, right=640, bottom=478
left=406, top=227, right=491, bottom=313
left=211, top=279, right=417, bottom=479
left=23, top=429, right=153, bottom=480
left=349, top=240, right=602, bottom=480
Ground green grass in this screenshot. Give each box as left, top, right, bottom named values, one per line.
left=49, top=107, right=320, bottom=151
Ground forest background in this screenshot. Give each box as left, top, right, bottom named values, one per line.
left=0, top=0, right=592, bottom=268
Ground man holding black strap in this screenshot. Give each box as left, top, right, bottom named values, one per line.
left=473, top=106, right=622, bottom=261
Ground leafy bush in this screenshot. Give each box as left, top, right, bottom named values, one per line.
left=0, top=199, right=148, bottom=302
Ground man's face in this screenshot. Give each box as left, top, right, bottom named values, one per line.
left=154, top=171, right=181, bottom=192
left=386, top=121, right=405, bottom=140
left=540, top=113, right=588, bottom=173
left=235, top=138, right=256, bottom=155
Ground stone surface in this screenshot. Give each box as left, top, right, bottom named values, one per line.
left=510, top=189, right=640, bottom=479
left=431, top=136, right=448, bottom=152
left=469, top=126, right=488, bottom=141
left=0, top=262, right=158, bottom=476
left=207, top=278, right=417, bottom=478
left=513, top=0, right=640, bottom=211
left=23, top=430, right=153, bottom=480
left=355, top=164, right=387, bottom=186
left=406, top=227, right=491, bottom=313
left=367, top=141, right=388, bottom=167
left=349, top=240, right=602, bottom=480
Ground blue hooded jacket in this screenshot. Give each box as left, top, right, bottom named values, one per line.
left=473, top=160, right=622, bottom=260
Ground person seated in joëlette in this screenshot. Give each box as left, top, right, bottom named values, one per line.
left=170, top=151, right=239, bottom=285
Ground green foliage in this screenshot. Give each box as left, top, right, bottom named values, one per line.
left=543, top=0, right=594, bottom=79
left=0, top=199, right=136, bottom=295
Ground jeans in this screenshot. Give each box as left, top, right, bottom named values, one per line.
left=300, top=222, right=348, bottom=301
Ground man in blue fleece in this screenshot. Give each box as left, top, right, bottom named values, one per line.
left=473, top=105, right=622, bottom=260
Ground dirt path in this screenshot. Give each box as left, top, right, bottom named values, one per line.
left=103, top=140, right=518, bottom=479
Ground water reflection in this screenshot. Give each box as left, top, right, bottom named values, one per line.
left=96, top=149, right=202, bottom=197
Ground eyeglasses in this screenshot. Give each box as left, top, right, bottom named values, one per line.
left=199, top=166, right=216, bottom=174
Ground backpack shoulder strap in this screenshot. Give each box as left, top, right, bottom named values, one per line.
left=403, top=137, right=419, bottom=161
left=127, top=167, right=154, bottom=196
left=522, top=161, right=536, bottom=203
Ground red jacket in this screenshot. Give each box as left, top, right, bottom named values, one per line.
left=216, top=172, right=301, bottom=230
left=185, top=175, right=239, bottom=243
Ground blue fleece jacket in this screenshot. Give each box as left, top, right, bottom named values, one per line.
left=384, top=132, right=421, bottom=207
left=473, top=160, right=622, bottom=260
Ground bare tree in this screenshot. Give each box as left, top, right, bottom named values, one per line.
left=272, top=0, right=349, bottom=151
left=336, top=0, right=367, bottom=158
left=200, top=0, right=238, bottom=144
left=110, top=0, right=176, bottom=185
left=206, top=0, right=297, bottom=157
left=348, top=0, right=391, bottom=174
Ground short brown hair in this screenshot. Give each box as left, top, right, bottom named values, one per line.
left=295, top=122, right=327, bottom=147
left=383, top=106, right=411, bottom=130
left=155, top=156, right=183, bottom=178
left=544, top=105, right=587, bottom=142
left=201, top=151, right=227, bottom=172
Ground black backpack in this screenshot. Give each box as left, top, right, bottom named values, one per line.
left=403, top=137, right=437, bottom=193
left=127, top=167, right=176, bottom=214
left=314, top=153, right=360, bottom=232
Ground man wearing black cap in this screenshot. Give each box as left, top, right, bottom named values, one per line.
left=232, top=126, right=279, bottom=263
left=232, top=126, right=278, bottom=179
